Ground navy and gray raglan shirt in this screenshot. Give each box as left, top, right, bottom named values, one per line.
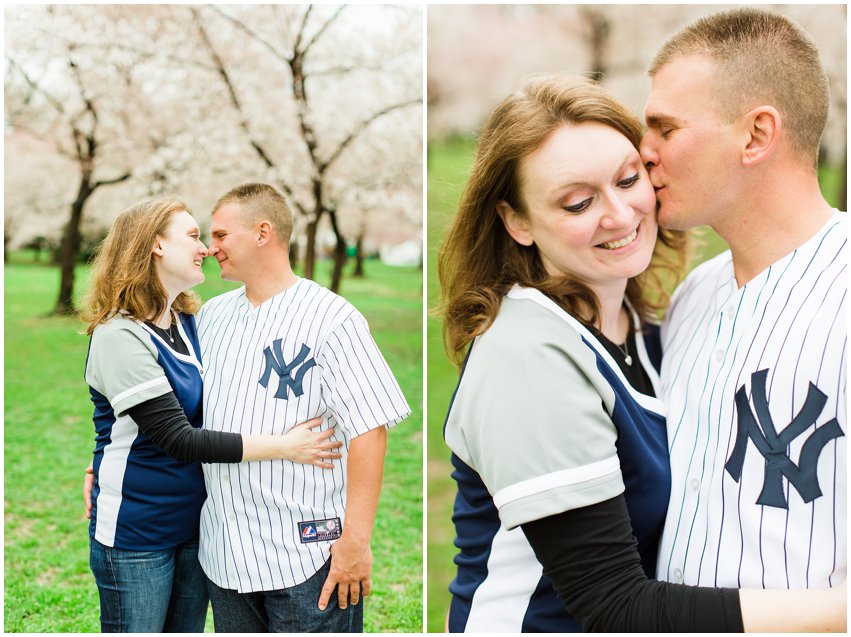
left=444, top=285, right=670, bottom=632
left=85, top=313, right=206, bottom=550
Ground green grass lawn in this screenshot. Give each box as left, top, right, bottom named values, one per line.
left=4, top=256, right=423, bottom=633
left=424, top=137, right=845, bottom=631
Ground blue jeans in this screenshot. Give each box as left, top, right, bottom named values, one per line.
left=89, top=537, right=208, bottom=633
left=206, top=558, right=363, bottom=632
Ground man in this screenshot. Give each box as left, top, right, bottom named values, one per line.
left=640, top=9, right=845, bottom=590
left=197, top=183, right=410, bottom=631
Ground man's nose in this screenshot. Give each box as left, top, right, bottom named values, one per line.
left=639, top=137, right=658, bottom=169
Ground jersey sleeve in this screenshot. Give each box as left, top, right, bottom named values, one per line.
left=522, top=496, right=744, bottom=631
left=85, top=319, right=172, bottom=416
left=445, top=301, right=624, bottom=530
left=127, top=392, right=243, bottom=463
left=318, top=311, right=411, bottom=439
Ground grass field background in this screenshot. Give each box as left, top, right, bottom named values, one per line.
left=425, top=137, right=844, bottom=631
left=4, top=256, right=423, bottom=633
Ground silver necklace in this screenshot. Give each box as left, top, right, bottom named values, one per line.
left=158, top=322, right=177, bottom=344
left=615, top=336, right=632, bottom=366
left=146, top=319, right=178, bottom=344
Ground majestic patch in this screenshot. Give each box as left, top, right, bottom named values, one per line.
left=298, top=517, right=342, bottom=543
left=725, top=369, right=844, bottom=509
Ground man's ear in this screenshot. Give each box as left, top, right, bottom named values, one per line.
left=742, top=105, right=781, bottom=167
left=496, top=201, right=534, bottom=246
left=256, top=220, right=273, bottom=246
left=152, top=236, right=164, bottom=256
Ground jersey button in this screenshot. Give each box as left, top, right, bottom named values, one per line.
left=222, top=474, right=229, bottom=482
left=714, top=349, right=725, bottom=363
left=672, top=568, right=683, bottom=583
left=689, top=478, right=700, bottom=491
left=228, top=514, right=236, bottom=522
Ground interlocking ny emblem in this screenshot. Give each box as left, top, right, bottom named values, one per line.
left=259, top=341, right=316, bottom=400
left=725, top=369, right=844, bottom=509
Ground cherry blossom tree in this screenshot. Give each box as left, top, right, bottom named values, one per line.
left=5, top=5, right=213, bottom=313
left=428, top=4, right=846, bottom=155
left=190, top=4, right=422, bottom=289
left=6, top=4, right=423, bottom=304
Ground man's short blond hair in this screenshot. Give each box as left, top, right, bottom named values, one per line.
left=649, top=8, right=829, bottom=167
left=212, top=183, right=294, bottom=245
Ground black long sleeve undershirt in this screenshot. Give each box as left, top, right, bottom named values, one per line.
left=126, top=392, right=243, bottom=464
left=521, top=495, right=744, bottom=633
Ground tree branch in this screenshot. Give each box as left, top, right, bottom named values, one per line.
left=6, top=119, right=77, bottom=161
left=302, top=5, right=346, bottom=55
left=93, top=172, right=132, bottom=189
left=292, top=4, right=313, bottom=54
left=192, top=9, right=275, bottom=166
left=271, top=4, right=299, bottom=52
left=320, top=98, right=421, bottom=174
left=66, top=44, right=99, bottom=147
left=207, top=5, right=292, bottom=64
left=310, top=62, right=394, bottom=77
left=68, top=40, right=219, bottom=74
left=5, top=55, right=67, bottom=117
left=191, top=7, right=302, bottom=214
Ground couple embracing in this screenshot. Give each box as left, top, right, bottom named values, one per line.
left=84, top=183, right=411, bottom=632
left=441, top=8, right=846, bottom=632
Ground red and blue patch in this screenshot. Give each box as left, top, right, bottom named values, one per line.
left=298, top=517, right=342, bottom=543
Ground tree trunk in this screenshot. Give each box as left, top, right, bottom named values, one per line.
left=330, top=238, right=347, bottom=293
left=327, top=205, right=347, bottom=293
left=289, top=238, right=300, bottom=271
left=304, top=216, right=319, bottom=281
left=352, top=232, right=365, bottom=278
left=579, top=7, right=610, bottom=81
left=54, top=177, right=93, bottom=315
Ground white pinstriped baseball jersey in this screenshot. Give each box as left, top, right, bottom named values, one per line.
left=196, top=278, right=410, bottom=592
left=658, top=211, right=846, bottom=589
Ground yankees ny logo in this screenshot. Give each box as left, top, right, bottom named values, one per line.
left=725, top=369, right=844, bottom=509
left=259, top=341, right=316, bottom=400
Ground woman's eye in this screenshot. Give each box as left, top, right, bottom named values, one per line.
left=618, top=174, right=640, bottom=188
left=563, top=198, right=591, bottom=214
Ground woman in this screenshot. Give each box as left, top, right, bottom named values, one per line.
left=81, top=198, right=341, bottom=632
left=438, top=74, right=844, bottom=632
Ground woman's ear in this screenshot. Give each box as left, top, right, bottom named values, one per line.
left=152, top=236, right=164, bottom=256
left=496, top=201, right=534, bottom=246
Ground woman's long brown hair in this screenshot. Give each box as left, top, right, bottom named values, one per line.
left=438, top=74, right=692, bottom=367
left=81, top=197, right=201, bottom=334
